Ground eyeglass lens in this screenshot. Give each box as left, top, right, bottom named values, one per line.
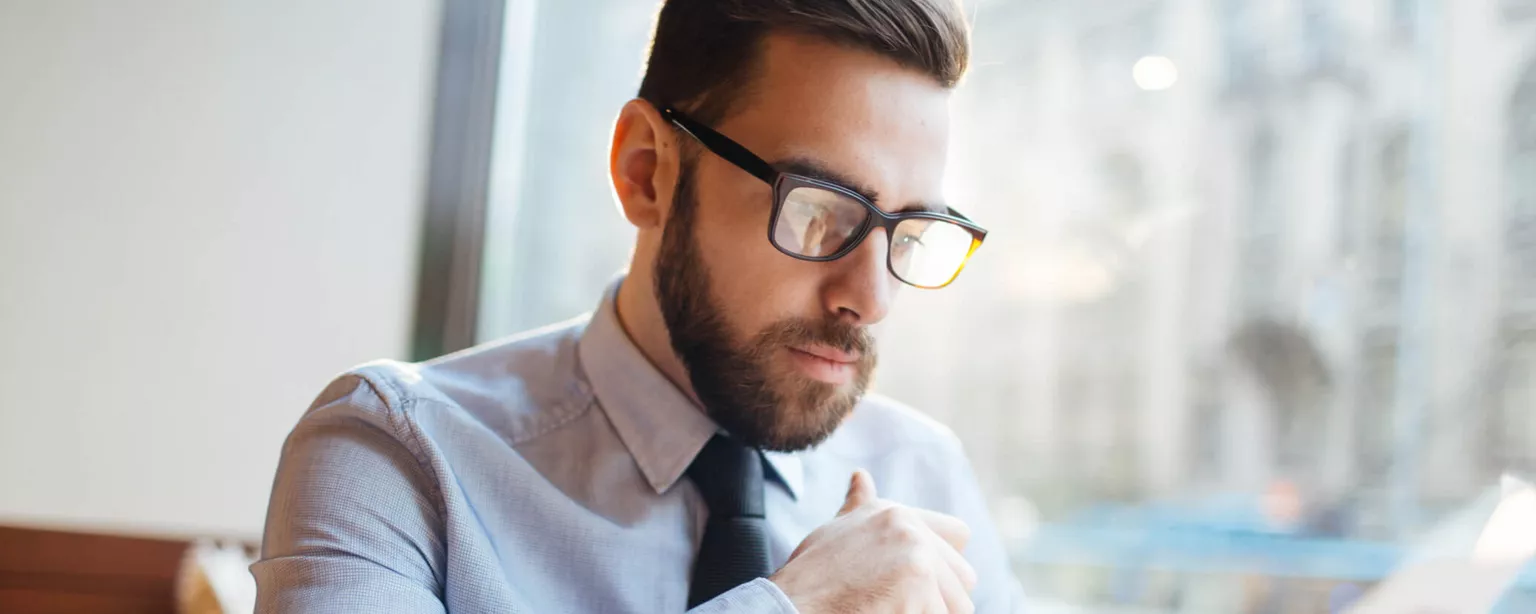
left=773, top=185, right=974, bottom=288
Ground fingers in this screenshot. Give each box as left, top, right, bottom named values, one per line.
left=919, top=509, right=977, bottom=611
left=837, top=469, right=879, bottom=516
left=928, top=528, right=978, bottom=592
left=913, top=508, right=971, bottom=552
left=933, top=561, right=976, bottom=614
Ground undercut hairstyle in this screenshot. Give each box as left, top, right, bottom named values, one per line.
left=638, top=0, right=970, bottom=123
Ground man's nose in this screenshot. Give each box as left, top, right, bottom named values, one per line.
left=822, top=228, right=895, bottom=326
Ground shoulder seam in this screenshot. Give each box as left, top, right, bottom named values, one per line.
left=507, top=378, right=596, bottom=446
left=393, top=376, right=597, bottom=448
left=348, top=369, right=451, bottom=527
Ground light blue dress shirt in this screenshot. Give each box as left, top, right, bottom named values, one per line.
left=253, top=279, right=1025, bottom=613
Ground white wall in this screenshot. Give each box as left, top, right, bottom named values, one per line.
left=0, top=0, right=440, bottom=538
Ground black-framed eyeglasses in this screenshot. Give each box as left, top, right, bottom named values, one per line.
left=657, top=105, right=988, bottom=289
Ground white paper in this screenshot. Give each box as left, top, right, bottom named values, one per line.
left=1346, top=476, right=1536, bottom=614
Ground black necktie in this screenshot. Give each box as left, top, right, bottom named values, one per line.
left=686, top=434, right=772, bottom=608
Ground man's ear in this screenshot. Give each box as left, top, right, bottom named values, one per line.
left=610, top=99, right=676, bottom=230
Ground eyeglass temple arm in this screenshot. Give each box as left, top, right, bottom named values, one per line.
left=945, top=207, right=988, bottom=238
left=659, top=107, right=780, bottom=185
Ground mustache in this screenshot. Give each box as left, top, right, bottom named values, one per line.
left=755, top=317, right=876, bottom=361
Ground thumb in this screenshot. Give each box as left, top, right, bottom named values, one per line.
left=837, top=469, right=878, bottom=515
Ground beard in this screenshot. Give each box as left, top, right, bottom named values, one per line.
left=653, top=162, right=877, bottom=452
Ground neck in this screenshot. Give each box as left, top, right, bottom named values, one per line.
left=614, top=268, right=704, bottom=408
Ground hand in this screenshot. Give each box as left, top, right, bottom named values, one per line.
left=769, top=470, right=976, bottom=614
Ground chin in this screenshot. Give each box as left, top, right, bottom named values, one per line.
left=757, top=380, right=860, bottom=451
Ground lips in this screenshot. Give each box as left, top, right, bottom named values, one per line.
left=790, top=345, right=859, bottom=364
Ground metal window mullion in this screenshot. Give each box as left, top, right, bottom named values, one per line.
left=411, top=0, right=506, bottom=361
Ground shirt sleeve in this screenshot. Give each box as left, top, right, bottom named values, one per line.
left=686, top=578, right=800, bottom=614
left=251, top=376, right=448, bottom=614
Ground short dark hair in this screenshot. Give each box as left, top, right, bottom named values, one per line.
left=638, top=0, right=970, bottom=124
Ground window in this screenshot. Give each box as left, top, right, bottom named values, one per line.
left=1301, top=0, right=1341, bottom=74
left=1219, top=0, right=1262, bottom=93
left=1390, top=0, right=1417, bottom=43
left=442, top=1, right=1536, bottom=609
left=1496, top=60, right=1536, bottom=475
left=477, top=0, right=655, bottom=341
left=1492, top=331, right=1536, bottom=470
left=1508, top=61, right=1536, bottom=309
left=1372, top=128, right=1411, bottom=317
left=1503, top=0, right=1536, bottom=20
left=1241, top=129, right=1284, bottom=313
left=1357, top=333, right=1399, bottom=478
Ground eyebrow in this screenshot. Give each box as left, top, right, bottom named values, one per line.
left=772, top=156, right=948, bottom=215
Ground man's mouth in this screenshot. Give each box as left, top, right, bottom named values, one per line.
left=786, top=345, right=859, bottom=385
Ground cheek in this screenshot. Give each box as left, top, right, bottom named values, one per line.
left=690, top=172, right=824, bottom=334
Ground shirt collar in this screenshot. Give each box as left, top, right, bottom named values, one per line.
left=762, top=450, right=803, bottom=500
left=577, top=277, right=802, bottom=500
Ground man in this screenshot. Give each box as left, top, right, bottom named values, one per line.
left=254, top=0, right=1025, bottom=612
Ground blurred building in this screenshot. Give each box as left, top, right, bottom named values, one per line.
left=905, top=0, right=1536, bottom=535
left=475, top=0, right=1536, bottom=539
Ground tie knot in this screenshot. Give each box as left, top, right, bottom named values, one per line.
left=686, top=434, right=765, bottom=518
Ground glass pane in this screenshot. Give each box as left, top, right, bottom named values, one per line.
left=481, top=1, right=1536, bottom=610
left=773, top=186, right=868, bottom=258
left=889, top=218, right=974, bottom=288
left=478, top=0, right=653, bottom=340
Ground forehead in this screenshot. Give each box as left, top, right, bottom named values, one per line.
left=712, top=32, right=952, bottom=209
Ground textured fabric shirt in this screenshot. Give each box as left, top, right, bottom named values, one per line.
left=253, top=279, right=1026, bottom=613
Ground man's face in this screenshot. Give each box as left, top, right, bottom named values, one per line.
left=655, top=33, right=951, bottom=452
